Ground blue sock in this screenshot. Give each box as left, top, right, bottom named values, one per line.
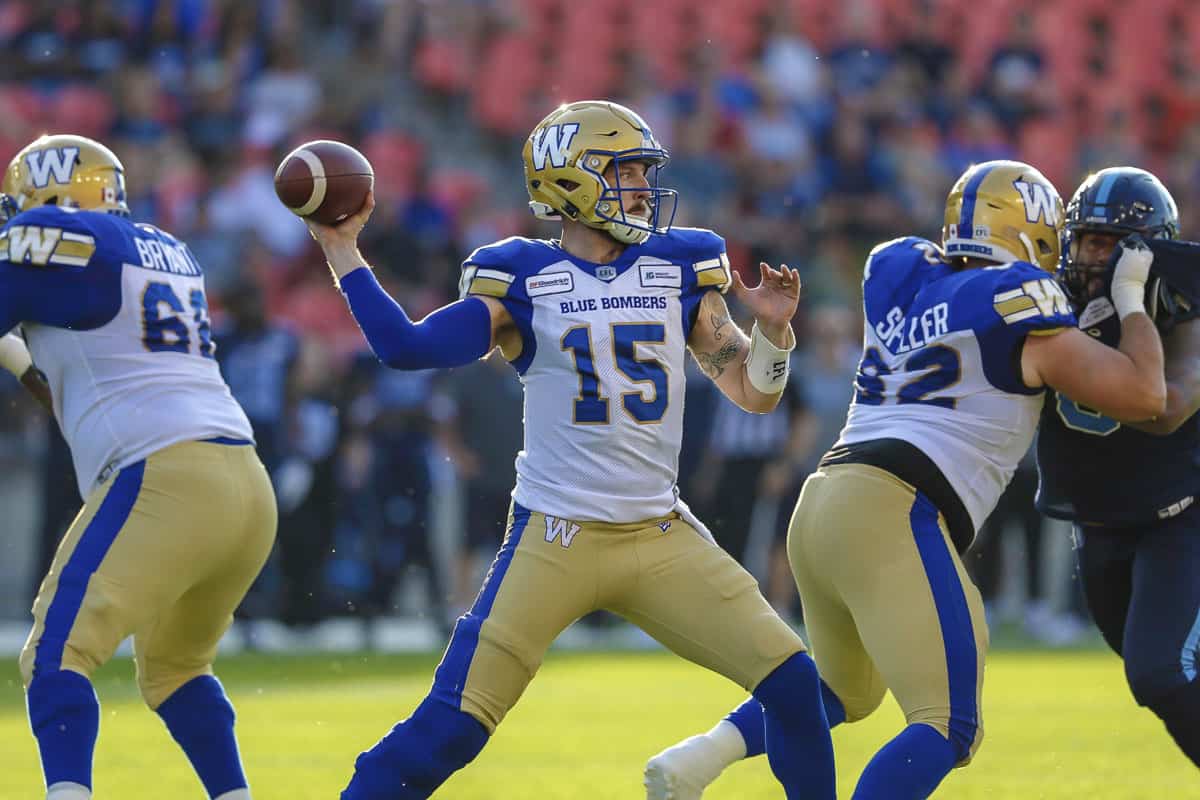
left=27, top=670, right=99, bottom=791
left=727, top=676, right=846, bottom=759
left=752, top=652, right=835, bottom=800
left=724, top=698, right=766, bottom=757
left=155, top=675, right=247, bottom=798
left=342, top=696, right=489, bottom=800
left=853, top=723, right=959, bottom=799
left=820, top=678, right=847, bottom=727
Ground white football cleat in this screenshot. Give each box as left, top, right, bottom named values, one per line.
left=644, top=734, right=726, bottom=800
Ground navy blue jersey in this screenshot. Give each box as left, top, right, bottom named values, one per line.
left=1037, top=295, right=1200, bottom=525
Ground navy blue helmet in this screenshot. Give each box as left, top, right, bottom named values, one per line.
left=1060, top=167, right=1179, bottom=308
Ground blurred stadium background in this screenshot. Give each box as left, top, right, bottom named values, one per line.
left=1, top=0, right=1199, bottom=794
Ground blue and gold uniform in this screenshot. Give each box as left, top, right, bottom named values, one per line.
left=338, top=100, right=835, bottom=800
left=795, top=233, right=1073, bottom=757
left=782, top=161, right=1074, bottom=798
left=4, top=135, right=274, bottom=800
left=445, top=227, right=800, bottom=730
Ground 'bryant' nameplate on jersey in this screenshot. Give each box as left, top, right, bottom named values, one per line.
left=526, top=272, right=574, bottom=297
left=639, top=261, right=681, bottom=288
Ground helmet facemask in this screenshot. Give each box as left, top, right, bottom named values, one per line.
left=1059, top=168, right=1180, bottom=309
left=587, top=151, right=677, bottom=244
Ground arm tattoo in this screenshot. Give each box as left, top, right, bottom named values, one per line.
left=696, top=340, right=741, bottom=378
left=712, top=313, right=731, bottom=341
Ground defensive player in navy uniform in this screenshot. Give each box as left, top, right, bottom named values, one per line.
left=3, top=135, right=277, bottom=800
left=1038, top=167, right=1200, bottom=767
left=303, top=100, right=836, bottom=800
left=643, top=161, right=1168, bottom=799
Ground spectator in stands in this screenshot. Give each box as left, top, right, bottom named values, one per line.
left=438, top=352, right=524, bottom=611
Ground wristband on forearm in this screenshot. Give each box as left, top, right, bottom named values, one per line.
left=745, top=322, right=795, bottom=394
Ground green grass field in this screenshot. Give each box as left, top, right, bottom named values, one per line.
left=2, top=648, right=1195, bottom=799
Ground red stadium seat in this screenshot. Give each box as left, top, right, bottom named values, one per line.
left=414, top=37, right=472, bottom=94
left=51, top=85, right=117, bottom=139
left=1017, top=117, right=1076, bottom=189
left=362, top=132, right=424, bottom=200
left=431, top=168, right=488, bottom=213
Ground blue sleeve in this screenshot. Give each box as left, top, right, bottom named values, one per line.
left=674, top=228, right=730, bottom=339
left=459, top=242, right=538, bottom=374
left=0, top=207, right=123, bottom=335
left=340, top=267, right=493, bottom=370
left=970, top=262, right=1077, bottom=395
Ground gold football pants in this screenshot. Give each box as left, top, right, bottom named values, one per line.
left=20, top=439, right=277, bottom=708
left=432, top=503, right=804, bottom=732
left=789, top=463, right=988, bottom=763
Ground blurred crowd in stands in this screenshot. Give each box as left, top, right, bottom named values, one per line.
left=3, top=0, right=1198, bottom=645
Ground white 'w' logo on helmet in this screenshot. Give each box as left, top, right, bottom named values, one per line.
left=1014, top=180, right=1059, bottom=227
left=25, top=147, right=80, bottom=188
left=529, top=124, right=580, bottom=171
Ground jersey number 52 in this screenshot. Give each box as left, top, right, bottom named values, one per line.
left=854, top=345, right=960, bottom=409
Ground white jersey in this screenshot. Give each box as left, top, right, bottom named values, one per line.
left=1, top=206, right=253, bottom=497
left=836, top=237, right=1076, bottom=532
left=461, top=229, right=731, bottom=523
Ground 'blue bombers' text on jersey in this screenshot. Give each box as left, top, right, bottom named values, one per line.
left=837, top=237, right=1076, bottom=537
left=0, top=206, right=253, bottom=496
left=460, top=227, right=731, bottom=523
left=1037, top=295, right=1200, bottom=525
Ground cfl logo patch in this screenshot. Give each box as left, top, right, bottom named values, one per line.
left=544, top=516, right=581, bottom=548
left=770, top=360, right=787, bottom=380
left=529, top=124, right=580, bottom=171
left=25, top=147, right=79, bottom=187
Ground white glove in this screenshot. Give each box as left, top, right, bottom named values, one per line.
left=0, top=332, right=32, bottom=376
left=1111, top=235, right=1154, bottom=320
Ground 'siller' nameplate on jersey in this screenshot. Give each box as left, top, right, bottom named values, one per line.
left=526, top=271, right=575, bottom=297
left=639, top=262, right=682, bottom=288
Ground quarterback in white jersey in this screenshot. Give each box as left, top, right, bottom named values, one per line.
left=306, top=101, right=837, bottom=800
left=644, top=161, right=1167, bottom=800
left=3, top=135, right=275, bottom=800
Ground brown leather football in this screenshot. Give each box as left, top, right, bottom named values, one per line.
left=274, top=140, right=373, bottom=225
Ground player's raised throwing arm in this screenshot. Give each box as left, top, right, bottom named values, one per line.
left=688, top=262, right=800, bottom=414
left=307, top=189, right=521, bottom=369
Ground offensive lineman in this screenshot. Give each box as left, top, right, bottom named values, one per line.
left=4, top=135, right=276, bottom=800
left=304, top=100, right=836, bottom=800
left=643, top=161, right=1167, bottom=799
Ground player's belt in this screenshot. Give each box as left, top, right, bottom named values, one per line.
left=1157, top=495, right=1195, bottom=520
left=819, top=438, right=975, bottom=554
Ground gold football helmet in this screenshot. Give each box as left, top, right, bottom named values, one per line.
left=943, top=160, right=1062, bottom=272
left=522, top=100, right=676, bottom=245
left=3, top=134, right=128, bottom=215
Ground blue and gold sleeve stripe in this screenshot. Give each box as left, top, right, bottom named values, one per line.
left=694, top=252, right=731, bottom=290
left=461, top=265, right=516, bottom=298
left=993, top=278, right=1072, bottom=325
left=49, top=231, right=97, bottom=267
left=0, top=226, right=96, bottom=267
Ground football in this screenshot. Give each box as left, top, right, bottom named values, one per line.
left=274, top=139, right=373, bottom=225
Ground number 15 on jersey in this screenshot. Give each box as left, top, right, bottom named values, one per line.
left=562, top=323, right=668, bottom=425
